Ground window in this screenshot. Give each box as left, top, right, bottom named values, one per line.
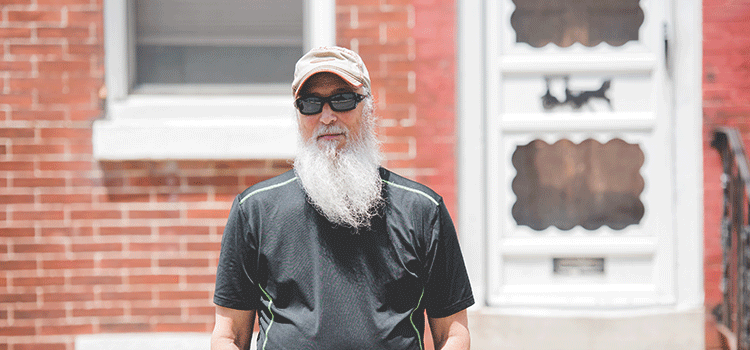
left=511, top=138, right=645, bottom=231
left=94, top=0, right=335, bottom=160
left=510, top=0, right=644, bottom=48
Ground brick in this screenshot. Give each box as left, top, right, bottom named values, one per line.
left=159, top=226, right=210, bottom=236
left=37, top=0, right=94, bottom=4
left=186, top=274, right=216, bottom=284
left=41, top=324, right=94, bottom=335
left=15, top=309, right=66, bottom=319
left=101, top=291, right=151, bottom=301
left=41, top=226, right=93, bottom=237
left=0, top=27, right=32, bottom=38
left=187, top=242, right=220, bottom=252
left=0, top=228, right=35, bottom=237
left=68, top=10, right=102, bottom=24
left=0, top=326, right=36, bottom=336
left=68, top=43, right=103, bottom=56
left=40, top=127, right=92, bottom=139
left=0, top=161, right=34, bottom=171
left=71, top=209, right=121, bottom=220
left=37, top=60, right=90, bottom=76
left=131, top=307, right=181, bottom=316
left=13, top=210, right=64, bottom=221
left=128, top=210, right=180, bottom=219
left=11, top=110, right=67, bottom=121
left=0, top=293, right=37, bottom=303
left=105, top=193, right=151, bottom=202
left=71, top=275, right=122, bottom=285
left=186, top=176, right=239, bottom=187
left=0, top=93, right=33, bottom=106
left=40, top=194, right=92, bottom=203
left=69, top=109, right=102, bottom=121
left=129, top=242, right=180, bottom=252
left=99, top=259, right=151, bottom=269
left=99, top=323, right=151, bottom=333
left=71, top=242, right=121, bottom=252
left=13, top=276, right=65, bottom=287
left=14, top=344, right=67, bottom=350
left=0, top=194, right=34, bottom=204
left=69, top=144, right=93, bottom=154
left=38, top=92, right=92, bottom=105
left=8, top=44, right=63, bottom=56
left=13, top=177, right=67, bottom=188
left=37, top=27, right=90, bottom=40
left=43, top=292, right=95, bottom=302
left=99, top=226, right=150, bottom=236
left=72, top=307, right=125, bottom=317
left=0, top=127, right=35, bottom=138
left=7, top=10, right=63, bottom=23
left=14, top=243, right=65, bottom=253
left=187, top=209, right=230, bottom=219
left=155, top=193, right=209, bottom=202
left=129, top=274, right=180, bottom=285
left=11, top=144, right=67, bottom=155
left=158, top=291, right=210, bottom=300
left=42, top=259, right=95, bottom=269
left=158, top=258, right=210, bottom=268
left=129, top=176, right=178, bottom=187
left=0, top=61, right=33, bottom=72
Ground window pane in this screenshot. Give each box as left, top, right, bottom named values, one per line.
left=510, top=0, right=644, bottom=48
left=511, top=139, right=645, bottom=231
left=134, top=0, right=303, bottom=87
left=136, top=46, right=302, bottom=85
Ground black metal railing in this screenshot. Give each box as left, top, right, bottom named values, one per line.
left=711, top=127, right=750, bottom=350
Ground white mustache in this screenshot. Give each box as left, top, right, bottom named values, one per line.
left=313, top=125, right=349, bottom=138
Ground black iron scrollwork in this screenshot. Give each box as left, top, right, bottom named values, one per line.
left=542, top=76, right=613, bottom=111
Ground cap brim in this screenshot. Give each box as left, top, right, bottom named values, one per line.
left=294, top=66, right=363, bottom=96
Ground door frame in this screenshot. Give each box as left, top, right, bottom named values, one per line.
left=456, top=0, right=703, bottom=312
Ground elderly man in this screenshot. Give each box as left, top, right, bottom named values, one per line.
left=211, top=46, right=473, bottom=350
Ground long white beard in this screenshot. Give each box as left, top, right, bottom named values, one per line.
left=294, top=118, right=383, bottom=229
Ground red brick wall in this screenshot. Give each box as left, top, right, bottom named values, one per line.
left=0, top=1, right=456, bottom=349
left=703, top=1, right=750, bottom=349
left=338, top=0, right=457, bottom=214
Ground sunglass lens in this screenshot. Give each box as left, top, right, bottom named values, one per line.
left=329, top=93, right=357, bottom=112
left=330, top=100, right=356, bottom=111
left=296, top=98, right=323, bottom=115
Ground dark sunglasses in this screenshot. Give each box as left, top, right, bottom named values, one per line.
left=295, top=92, right=366, bottom=115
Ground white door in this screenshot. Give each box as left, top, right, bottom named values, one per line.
left=486, top=0, right=675, bottom=307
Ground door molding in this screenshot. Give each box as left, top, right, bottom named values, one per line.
left=456, top=0, right=702, bottom=311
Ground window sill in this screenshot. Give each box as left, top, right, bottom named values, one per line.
left=93, top=95, right=298, bottom=160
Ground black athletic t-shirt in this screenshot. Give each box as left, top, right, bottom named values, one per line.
left=214, top=167, right=474, bottom=350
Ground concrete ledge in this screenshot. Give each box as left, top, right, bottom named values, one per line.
left=75, top=333, right=210, bottom=350
left=468, top=308, right=704, bottom=350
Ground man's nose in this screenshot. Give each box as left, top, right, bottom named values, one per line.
left=319, top=103, right=337, bottom=125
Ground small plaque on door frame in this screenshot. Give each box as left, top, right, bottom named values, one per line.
left=553, top=257, right=605, bottom=276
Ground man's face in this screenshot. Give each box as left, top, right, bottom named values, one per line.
left=297, top=72, right=366, bottom=151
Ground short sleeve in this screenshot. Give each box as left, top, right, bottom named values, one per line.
left=423, top=201, right=475, bottom=318
left=213, top=195, right=261, bottom=310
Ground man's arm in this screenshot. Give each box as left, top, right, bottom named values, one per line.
left=428, top=309, right=470, bottom=350
left=211, top=305, right=256, bottom=350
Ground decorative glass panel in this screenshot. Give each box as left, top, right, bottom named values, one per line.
left=512, top=139, right=645, bottom=231
left=510, top=0, right=644, bottom=48
left=135, top=0, right=303, bottom=87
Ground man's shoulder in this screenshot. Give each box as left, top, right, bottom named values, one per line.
left=380, top=167, right=442, bottom=208
left=237, top=169, right=301, bottom=205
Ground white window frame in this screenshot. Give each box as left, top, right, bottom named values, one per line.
left=93, top=0, right=335, bottom=160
